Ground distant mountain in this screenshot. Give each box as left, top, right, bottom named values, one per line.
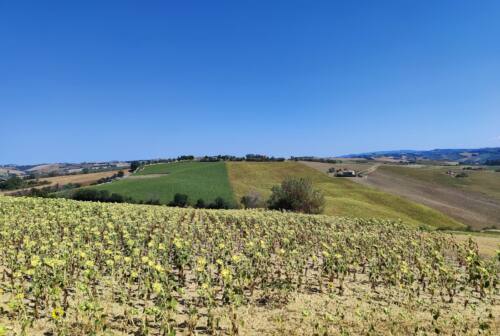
left=341, top=147, right=500, bottom=164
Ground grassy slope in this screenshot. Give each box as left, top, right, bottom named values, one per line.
left=227, top=161, right=465, bottom=230
left=380, top=165, right=500, bottom=201
left=92, top=161, right=236, bottom=205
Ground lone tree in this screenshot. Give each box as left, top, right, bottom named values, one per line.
left=267, top=177, right=325, bottom=214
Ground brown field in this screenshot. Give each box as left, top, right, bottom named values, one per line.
left=0, top=168, right=24, bottom=176
left=304, top=162, right=500, bottom=230
left=1, top=171, right=129, bottom=195
left=355, top=167, right=500, bottom=230
left=41, top=170, right=130, bottom=186
left=27, top=164, right=61, bottom=173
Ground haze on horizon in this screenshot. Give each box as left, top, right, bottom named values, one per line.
left=1, top=1, right=500, bottom=165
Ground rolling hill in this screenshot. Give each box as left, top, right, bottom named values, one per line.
left=342, top=147, right=500, bottom=164
left=227, top=161, right=464, bottom=230
left=73, top=160, right=467, bottom=230
left=354, top=165, right=500, bottom=230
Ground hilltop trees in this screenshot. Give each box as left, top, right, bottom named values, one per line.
left=130, top=161, right=142, bottom=172
left=0, top=176, right=24, bottom=190
left=268, top=177, right=325, bottom=214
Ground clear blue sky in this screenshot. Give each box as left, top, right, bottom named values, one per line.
left=1, top=1, right=499, bottom=164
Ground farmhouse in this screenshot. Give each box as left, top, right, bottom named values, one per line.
left=335, top=170, right=357, bottom=177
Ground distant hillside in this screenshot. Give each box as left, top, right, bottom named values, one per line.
left=66, top=160, right=465, bottom=230
left=0, top=161, right=129, bottom=177
left=227, top=161, right=464, bottom=230
left=342, top=147, right=500, bottom=164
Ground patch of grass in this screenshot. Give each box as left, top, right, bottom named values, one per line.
left=227, top=161, right=465, bottom=230
left=91, top=162, right=236, bottom=206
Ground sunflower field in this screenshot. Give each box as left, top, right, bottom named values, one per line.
left=0, top=196, right=498, bottom=335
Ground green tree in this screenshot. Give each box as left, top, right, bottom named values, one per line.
left=267, top=177, right=325, bottom=214
left=0, top=176, right=24, bottom=190
left=130, top=161, right=141, bottom=172
left=195, top=199, right=206, bottom=208
left=169, top=193, right=189, bottom=207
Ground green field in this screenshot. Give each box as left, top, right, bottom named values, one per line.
left=91, top=161, right=236, bottom=206
left=134, top=162, right=180, bottom=175
left=227, top=161, right=465, bottom=230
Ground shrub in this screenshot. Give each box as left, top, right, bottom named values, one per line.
left=169, top=193, right=189, bottom=207
left=240, top=191, right=263, bottom=209
left=267, top=177, right=325, bottom=214
left=71, top=189, right=133, bottom=203
left=208, top=197, right=231, bottom=209
left=195, top=199, right=206, bottom=208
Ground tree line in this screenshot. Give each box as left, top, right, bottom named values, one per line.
left=64, top=177, right=325, bottom=214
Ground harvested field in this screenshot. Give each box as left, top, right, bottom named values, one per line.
left=27, top=164, right=60, bottom=173
left=354, top=166, right=500, bottom=230
left=1, top=171, right=127, bottom=195
left=0, top=168, right=24, bottom=176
